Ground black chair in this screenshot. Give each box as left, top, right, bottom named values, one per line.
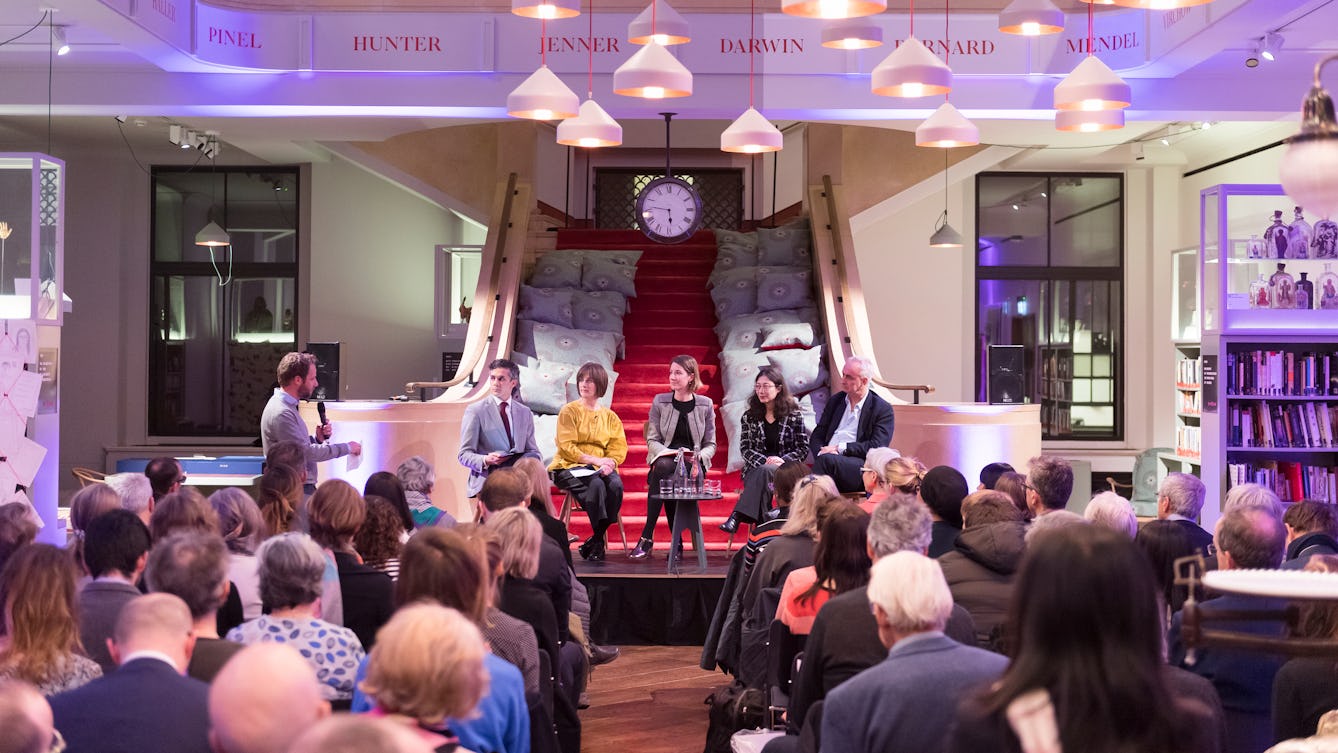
left=765, top=618, right=805, bottom=730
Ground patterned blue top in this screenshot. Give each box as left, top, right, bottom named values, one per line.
left=226, top=615, right=365, bottom=700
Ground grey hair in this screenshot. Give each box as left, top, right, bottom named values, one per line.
left=1224, top=483, right=1284, bottom=520
left=1159, top=472, right=1206, bottom=519
left=209, top=487, right=266, bottom=555
left=866, top=551, right=952, bottom=634
left=781, top=474, right=841, bottom=537
left=395, top=456, right=436, bottom=494
left=1027, top=455, right=1074, bottom=512
left=1084, top=492, right=1137, bottom=539
left=257, top=533, right=326, bottom=610
left=844, top=355, right=875, bottom=378
left=867, top=493, right=932, bottom=558
left=1025, top=509, right=1088, bottom=545
left=485, top=507, right=541, bottom=580
left=863, top=447, right=901, bottom=487
left=104, top=472, right=154, bottom=515
left=1218, top=506, right=1286, bottom=569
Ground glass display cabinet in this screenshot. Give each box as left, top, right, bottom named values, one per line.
left=0, top=155, right=64, bottom=325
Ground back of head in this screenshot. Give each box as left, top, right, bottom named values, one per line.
left=0, top=504, right=38, bottom=572
left=883, top=456, right=927, bottom=495
left=103, top=472, right=153, bottom=516
left=288, top=715, right=435, bottom=753
left=150, top=487, right=219, bottom=542
left=1284, top=500, right=1338, bottom=538
left=354, top=497, right=406, bottom=570
left=0, top=544, right=79, bottom=683
left=145, top=532, right=229, bottom=621
left=993, top=472, right=1030, bottom=519
left=256, top=533, right=326, bottom=611
left=484, top=507, right=541, bottom=580
left=83, top=509, right=151, bottom=578
left=396, top=456, right=435, bottom=494
left=813, top=505, right=871, bottom=595
left=1223, top=482, right=1285, bottom=520
left=68, top=483, right=121, bottom=534
left=365, top=471, right=414, bottom=532
left=866, top=551, right=952, bottom=635
left=210, top=487, right=266, bottom=555
left=265, top=440, right=306, bottom=478
left=1084, top=492, right=1138, bottom=539
left=257, top=464, right=302, bottom=536
left=781, top=474, right=841, bottom=537
left=1217, top=506, right=1287, bottom=570
left=479, top=468, right=530, bottom=512
left=144, top=457, right=182, bottom=501
left=396, top=527, right=487, bottom=623
left=1134, top=519, right=1197, bottom=601
left=307, top=479, right=366, bottom=549
left=0, top=679, right=52, bottom=753
left=773, top=461, right=810, bottom=507
left=512, top=457, right=554, bottom=514
left=1298, top=556, right=1338, bottom=640
left=361, top=603, right=490, bottom=726
left=1024, top=509, right=1088, bottom=545
left=210, top=643, right=329, bottom=753
left=1027, top=455, right=1074, bottom=513
left=961, top=490, right=1024, bottom=529
left=979, top=461, right=1015, bottom=491
left=112, top=593, right=193, bottom=660
left=1158, top=472, right=1206, bottom=520
left=920, top=466, right=969, bottom=529
left=867, top=493, right=932, bottom=558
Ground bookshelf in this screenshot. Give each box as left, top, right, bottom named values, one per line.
left=1169, top=340, right=1202, bottom=468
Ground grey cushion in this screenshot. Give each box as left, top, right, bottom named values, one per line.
left=710, top=268, right=760, bottom=319
left=581, top=255, right=638, bottom=298
left=519, top=359, right=579, bottom=415
left=714, top=229, right=758, bottom=249
left=767, top=345, right=826, bottom=396
left=797, top=387, right=830, bottom=433
left=756, top=226, right=812, bottom=267
left=715, top=310, right=803, bottom=350
left=716, top=242, right=758, bottom=272
left=529, top=321, right=621, bottom=371
left=529, top=253, right=584, bottom=289
left=518, top=286, right=575, bottom=328
left=559, top=248, right=643, bottom=267
left=720, top=400, right=750, bottom=474
left=514, top=319, right=540, bottom=358
left=565, top=369, right=619, bottom=409
left=570, top=290, right=627, bottom=334
left=759, top=321, right=817, bottom=349
left=756, top=266, right=814, bottom=312
left=719, top=349, right=771, bottom=404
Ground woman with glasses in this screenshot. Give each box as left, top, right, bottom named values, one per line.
left=720, top=366, right=809, bottom=535
left=857, top=447, right=901, bottom=514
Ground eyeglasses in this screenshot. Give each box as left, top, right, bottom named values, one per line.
left=860, top=468, right=876, bottom=474
left=51, top=729, right=66, bottom=753
left=176, top=475, right=188, bottom=484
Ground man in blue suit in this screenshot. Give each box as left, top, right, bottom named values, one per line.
left=810, top=356, right=895, bottom=493
left=51, top=593, right=211, bottom=753
left=820, top=552, right=1008, bottom=753
left=459, top=358, right=543, bottom=499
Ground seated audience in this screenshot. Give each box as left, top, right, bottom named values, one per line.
left=992, top=471, right=1030, bottom=520
left=356, top=496, right=407, bottom=580
left=1135, top=519, right=1200, bottom=618
left=103, top=471, right=154, bottom=525
left=358, top=604, right=491, bottom=750
left=938, top=490, right=1027, bottom=648
left=209, top=643, right=331, bottom=753
left=78, top=509, right=151, bottom=674
left=0, top=544, right=101, bottom=693
left=397, top=455, right=457, bottom=529
left=289, top=715, right=435, bottom=753
left=514, top=457, right=572, bottom=567
left=1273, top=555, right=1338, bottom=743
left=308, top=480, right=394, bottom=649
left=1282, top=501, right=1338, bottom=570
left=856, top=447, right=902, bottom=514
left=226, top=533, right=365, bottom=702
left=67, top=483, right=121, bottom=578
left=1023, top=454, right=1073, bottom=517
left=1171, top=505, right=1288, bottom=753
left=1024, top=509, right=1088, bottom=544
left=1157, top=471, right=1214, bottom=555
left=479, top=469, right=572, bottom=642
left=950, top=526, right=1218, bottom=753
left=1224, top=482, right=1287, bottom=519
left=144, top=456, right=184, bottom=501
left=977, top=461, right=1014, bottom=491
left=740, top=462, right=811, bottom=576
left=822, top=552, right=1008, bottom=753
left=920, top=465, right=969, bottom=558
left=149, top=487, right=220, bottom=542
left=1085, top=491, right=1138, bottom=539
left=145, top=531, right=241, bottom=683
left=365, top=470, right=417, bottom=541
left=0, top=504, right=37, bottom=572
left=210, top=487, right=266, bottom=619
left=50, top=594, right=211, bottom=753
left=776, top=504, right=870, bottom=635
left=256, top=463, right=302, bottom=536
left=0, top=678, right=54, bottom=753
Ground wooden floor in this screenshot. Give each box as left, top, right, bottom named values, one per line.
left=580, top=645, right=723, bottom=753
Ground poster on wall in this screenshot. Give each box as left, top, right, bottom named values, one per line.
left=37, top=347, right=57, bottom=415
left=0, top=320, right=37, bottom=365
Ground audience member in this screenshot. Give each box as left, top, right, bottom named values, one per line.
left=365, top=470, right=416, bottom=539
left=992, top=471, right=1030, bottom=520
left=1171, top=506, right=1289, bottom=753
left=1282, top=501, right=1338, bottom=570
left=0, top=544, right=101, bottom=693
left=479, top=469, right=572, bottom=643
left=1158, top=472, right=1214, bottom=555
left=809, top=356, right=896, bottom=494
left=264, top=438, right=307, bottom=481
left=144, top=456, right=184, bottom=501
left=1225, top=482, right=1287, bottom=519
left=938, top=490, right=1027, bottom=648
left=210, top=487, right=265, bottom=620
left=950, top=526, right=1218, bottom=753
left=359, top=604, right=491, bottom=750
left=1024, top=509, right=1088, bottom=544
left=67, top=483, right=121, bottom=578
left=288, top=715, right=434, bottom=753
left=78, top=509, right=151, bottom=674
left=308, top=479, right=394, bottom=649
left=776, top=504, right=870, bottom=635
left=149, top=487, right=220, bottom=542
left=1085, top=491, right=1138, bottom=539
left=256, top=463, right=302, bottom=536
left=0, top=503, right=37, bottom=572
left=103, top=472, right=154, bottom=524
left=514, top=456, right=573, bottom=568
left=856, top=447, right=900, bottom=514
left=920, top=465, right=969, bottom=557
left=0, top=678, right=54, bottom=753
left=145, top=532, right=241, bottom=683
left=1135, top=519, right=1200, bottom=618
left=1024, top=455, right=1073, bottom=517
left=356, top=496, right=407, bottom=580
left=1273, top=555, right=1338, bottom=742
left=225, top=533, right=365, bottom=701
left=739, top=461, right=810, bottom=575
left=822, top=552, right=1008, bottom=753
left=50, top=594, right=211, bottom=753
left=208, top=643, right=331, bottom=753
left=396, top=456, right=457, bottom=528
left=977, top=461, right=1014, bottom=491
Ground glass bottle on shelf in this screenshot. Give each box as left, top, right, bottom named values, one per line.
left=1246, top=234, right=1265, bottom=259
left=1297, top=272, right=1314, bottom=309
left=1250, top=274, right=1270, bottom=308
left=1315, top=218, right=1338, bottom=259
left=1319, top=263, right=1338, bottom=310
left=1270, top=263, right=1296, bottom=309
left=1288, top=207, right=1313, bottom=259
left=1265, top=210, right=1290, bottom=258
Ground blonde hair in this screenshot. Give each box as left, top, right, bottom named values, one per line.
left=513, top=457, right=556, bottom=516
left=361, top=603, right=489, bottom=726
left=884, top=456, right=927, bottom=495
left=484, top=507, right=541, bottom=580
left=781, top=474, right=841, bottom=537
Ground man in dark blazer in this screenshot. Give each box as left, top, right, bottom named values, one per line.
left=51, top=593, right=211, bottom=753
left=809, top=356, right=895, bottom=493
left=1158, top=471, right=1215, bottom=555
left=820, top=552, right=1008, bottom=753
left=459, top=358, right=543, bottom=499
left=78, top=509, right=151, bottom=675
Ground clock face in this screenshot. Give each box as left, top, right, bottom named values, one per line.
left=636, top=177, right=703, bottom=244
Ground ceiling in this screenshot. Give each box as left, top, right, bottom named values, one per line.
left=204, top=1, right=1113, bottom=12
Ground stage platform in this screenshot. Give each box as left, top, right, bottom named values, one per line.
left=576, top=550, right=731, bottom=647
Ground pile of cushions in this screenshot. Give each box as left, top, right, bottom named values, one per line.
left=513, top=249, right=639, bottom=463
left=710, top=222, right=830, bottom=473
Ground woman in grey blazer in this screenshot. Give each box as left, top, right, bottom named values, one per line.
left=631, top=355, right=717, bottom=560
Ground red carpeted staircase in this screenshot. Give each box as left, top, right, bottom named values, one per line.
left=555, top=228, right=739, bottom=553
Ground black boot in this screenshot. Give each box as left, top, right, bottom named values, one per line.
left=719, top=512, right=743, bottom=534
left=629, top=536, right=653, bottom=560
left=578, top=537, right=599, bottom=561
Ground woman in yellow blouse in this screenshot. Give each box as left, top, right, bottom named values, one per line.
left=549, top=362, right=628, bottom=562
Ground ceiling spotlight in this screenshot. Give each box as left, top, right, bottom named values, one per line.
left=51, top=26, right=70, bottom=56
left=1262, top=31, right=1284, bottom=62
left=1246, top=39, right=1261, bottom=68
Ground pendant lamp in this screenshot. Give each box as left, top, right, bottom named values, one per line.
left=1077, top=0, right=1215, bottom=8
left=871, top=3, right=950, bottom=98
left=998, top=0, right=1064, bottom=36
left=929, top=212, right=963, bottom=248
left=722, top=0, right=781, bottom=154
left=1055, top=109, right=1124, bottom=132
left=782, top=0, right=887, bottom=19
left=512, top=0, right=580, bottom=20
left=917, top=102, right=979, bottom=147
left=822, top=20, right=883, bottom=50
left=196, top=140, right=230, bottom=248
left=614, top=41, right=692, bottom=98
left=1054, top=3, right=1130, bottom=118
left=558, top=0, right=622, bottom=147
left=1279, top=53, right=1338, bottom=219
left=508, top=18, right=580, bottom=120
left=628, top=0, right=690, bottom=46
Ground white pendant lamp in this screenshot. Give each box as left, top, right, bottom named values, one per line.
left=916, top=102, right=979, bottom=147
left=558, top=1, right=622, bottom=148
left=998, top=0, right=1064, bottom=36
left=1054, top=55, right=1131, bottom=111
left=722, top=107, right=782, bottom=154
left=628, top=0, right=690, bottom=46
left=822, top=19, right=883, bottom=50
left=613, top=41, right=692, bottom=98
left=195, top=220, right=229, bottom=247
left=512, top=0, right=580, bottom=19
left=930, top=212, right=963, bottom=248
left=782, top=0, right=887, bottom=19
left=1055, top=109, right=1124, bottom=132
left=1280, top=54, right=1338, bottom=219
left=508, top=65, right=580, bottom=120
left=871, top=37, right=951, bottom=97
left=1078, top=0, right=1215, bottom=8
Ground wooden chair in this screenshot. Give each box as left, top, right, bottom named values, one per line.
left=71, top=467, right=105, bottom=488
left=558, top=491, right=629, bottom=551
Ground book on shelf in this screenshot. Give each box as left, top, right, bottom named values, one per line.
left=1178, top=390, right=1201, bottom=415
left=1226, top=350, right=1338, bottom=396
left=1177, top=357, right=1201, bottom=388
left=1229, top=401, right=1338, bottom=449
left=1228, top=461, right=1338, bottom=504
left=1175, top=426, right=1201, bottom=458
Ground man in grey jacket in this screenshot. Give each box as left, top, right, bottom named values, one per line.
left=261, top=352, right=360, bottom=494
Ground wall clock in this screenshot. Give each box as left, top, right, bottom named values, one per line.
left=636, top=112, right=703, bottom=245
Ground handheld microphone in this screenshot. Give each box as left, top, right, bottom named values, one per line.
left=317, top=401, right=329, bottom=426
